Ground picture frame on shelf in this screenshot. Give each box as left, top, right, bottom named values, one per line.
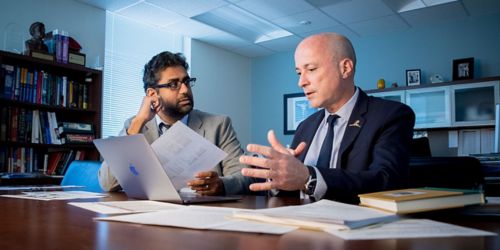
left=283, top=93, right=318, bottom=135
left=406, top=69, right=421, bottom=86
left=453, top=57, right=474, bottom=81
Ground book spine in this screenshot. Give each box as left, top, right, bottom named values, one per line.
left=59, top=122, right=93, bottom=133
left=55, top=30, right=63, bottom=63
left=37, top=70, right=43, bottom=104
left=62, top=31, right=69, bottom=64
left=48, top=112, right=61, bottom=144
left=62, top=133, right=95, bottom=143
left=10, top=107, right=18, bottom=142
left=2, top=64, right=15, bottom=99
left=14, top=67, right=20, bottom=100
left=31, top=110, right=40, bottom=143
left=17, top=108, right=26, bottom=143
left=41, top=71, right=47, bottom=105
left=62, top=76, right=67, bottom=107
left=0, top=107, right=7, bottom=141
left=82, top=84, right=88, bottom=109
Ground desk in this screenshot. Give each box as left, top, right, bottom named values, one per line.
left=1, top=192, right=499, bottom=250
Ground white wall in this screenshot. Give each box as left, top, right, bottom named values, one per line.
left=190, top=40, right=251, bottom=147
left=0, top=0, right=105, bottom=69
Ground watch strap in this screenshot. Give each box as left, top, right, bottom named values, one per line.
left=304, top=165, right=317, bottom=196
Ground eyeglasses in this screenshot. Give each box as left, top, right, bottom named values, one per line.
left=152, top=77, right=196, bottom=90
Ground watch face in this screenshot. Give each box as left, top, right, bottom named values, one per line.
left=306, top=179, right=317, bottom=195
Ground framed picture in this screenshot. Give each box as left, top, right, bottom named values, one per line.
left=453, top=57, right=474, bottom=81
left=283, top=93, right=319, bottom=135
left=406, top=69, right=421, bottom=86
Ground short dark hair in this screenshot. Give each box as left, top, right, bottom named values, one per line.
left=143, top=51, right=189, bottom=92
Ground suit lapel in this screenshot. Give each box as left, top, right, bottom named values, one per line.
left=142, top=119, right=160, bottom=144
left=337, top=90, right=369, bottom=167
left=187, top=110, right=205, bottom=137
left=298, top=111, right=324, bottom=162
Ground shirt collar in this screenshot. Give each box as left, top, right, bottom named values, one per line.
left=323, top=87, right=359, bottom=122
left=155, top=114, right=189, bottom=128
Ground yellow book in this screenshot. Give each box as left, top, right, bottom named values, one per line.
left=358, top=187, right=485, bottom=214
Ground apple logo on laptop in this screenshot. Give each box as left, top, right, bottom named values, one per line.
left=129, top=164, right=140, bottom=176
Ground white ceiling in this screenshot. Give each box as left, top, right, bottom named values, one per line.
left=76, top=0, right=500, bottom=58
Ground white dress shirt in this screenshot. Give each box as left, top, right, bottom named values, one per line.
left=303, top=87, right=359, bottom=200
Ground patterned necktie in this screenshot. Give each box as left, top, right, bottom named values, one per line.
left=158, top=123, right=171, bottom=135
left=316, top=114, right=339, bottom=168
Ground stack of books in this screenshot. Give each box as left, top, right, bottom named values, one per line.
left=58, top=122, right=95, bottom=144
left=358, top=187, right=485, bottom=214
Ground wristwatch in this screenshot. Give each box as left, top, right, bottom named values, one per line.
left=304, top=166, right=317, bottom=196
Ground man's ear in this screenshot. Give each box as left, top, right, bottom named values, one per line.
left=146, top=88, right=157, bottom=97
left=339, top=59, right=354, bottom=79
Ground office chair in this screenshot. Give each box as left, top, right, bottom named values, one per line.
left=408, top=137, right=484, bottom=190
left=408, top=156, right=484, bottom=190
left=61, top=160, right=103, bottom=193
left=409, top=137, right=432, bottom=157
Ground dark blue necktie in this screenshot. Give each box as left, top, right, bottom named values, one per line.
left=158, top=123, right=171, bottom=135
left=316, top=114, right=339, bottom=168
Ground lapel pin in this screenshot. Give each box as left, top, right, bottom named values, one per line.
left=348, top=120, right=361, bottom=128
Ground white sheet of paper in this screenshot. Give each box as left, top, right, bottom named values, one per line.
left=233, top=199, right=398, bottom=229
left=69, top=200, right=185, bottom=214
left=1, top=191, right=108, bottom=201
left=486, top=196, right=500, bottom=204
left=326, top=219, right=496, bottom=240
left=0, top=185, right=84, bottom=191
left=96, top=206, right=297, bottom=235
left=151, top=122, right=227, bottom=190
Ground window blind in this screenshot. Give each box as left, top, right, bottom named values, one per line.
left=102, top=12, right=185, bottom=138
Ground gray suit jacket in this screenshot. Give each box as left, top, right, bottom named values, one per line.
left=98, top=109, right=252, bottom=195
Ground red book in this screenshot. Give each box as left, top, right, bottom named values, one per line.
left=47, top=152, right=62, bottom=175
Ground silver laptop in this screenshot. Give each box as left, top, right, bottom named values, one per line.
left=93, top=134, right=241, bottom=204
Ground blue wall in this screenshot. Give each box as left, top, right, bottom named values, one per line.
left=251, top=13, right=500, bottom=146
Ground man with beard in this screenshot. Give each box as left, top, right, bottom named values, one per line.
left=98, top=51, right=252, bottom=196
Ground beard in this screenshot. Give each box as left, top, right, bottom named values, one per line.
left=162, top=94, right=194, bottom=119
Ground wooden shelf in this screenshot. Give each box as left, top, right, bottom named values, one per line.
left=0, top=50, right=102, bottom=179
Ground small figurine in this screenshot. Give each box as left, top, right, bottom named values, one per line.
left=377, top=79, right=385, bottom=89
left=391, top=82, right=398, bottom=88
left=24, top=22, right=48, bottom=55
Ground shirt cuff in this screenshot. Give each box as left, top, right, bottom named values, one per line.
left=311, top=166, right=327, bottom=200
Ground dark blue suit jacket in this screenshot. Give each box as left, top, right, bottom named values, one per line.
left=291, top=89, right=415, bottom=204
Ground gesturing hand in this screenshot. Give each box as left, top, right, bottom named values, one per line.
left=239, top=130, right=308, bottom=191
left=187, top=171, right=225, bottom=195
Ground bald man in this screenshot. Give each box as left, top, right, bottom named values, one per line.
left=240, top=33, right=415, bottom=204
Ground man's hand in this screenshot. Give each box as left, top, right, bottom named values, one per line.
left=187, top=171, right=225, bottom=195
left=239, top=130, right=309, bottom=192
left=127, top=95, right=161, bottom=135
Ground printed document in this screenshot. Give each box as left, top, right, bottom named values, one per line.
left=69, top=200, right=184, bottom=214
left=232, top=199, right=398, bottom=230
left=326, top=219, right=496, bottom=240
left=151, top=122, right=227, bottom=190
left=0, top=185, right=83, bottom=191
left=96, top=206, right=297, bottom=235
left=1, top=191, right=107, bottom=201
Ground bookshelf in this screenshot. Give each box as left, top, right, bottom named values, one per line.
left=0, top=50, right=102, bottom=183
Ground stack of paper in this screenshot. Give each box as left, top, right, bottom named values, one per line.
left=95, top=206, right=297, bottom=235
left=67, top=199, right=498, bottom=239
left=232, top=199, right=398, bottom=230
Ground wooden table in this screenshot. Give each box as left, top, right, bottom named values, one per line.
left=1, top=192, right=499, bottom=250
